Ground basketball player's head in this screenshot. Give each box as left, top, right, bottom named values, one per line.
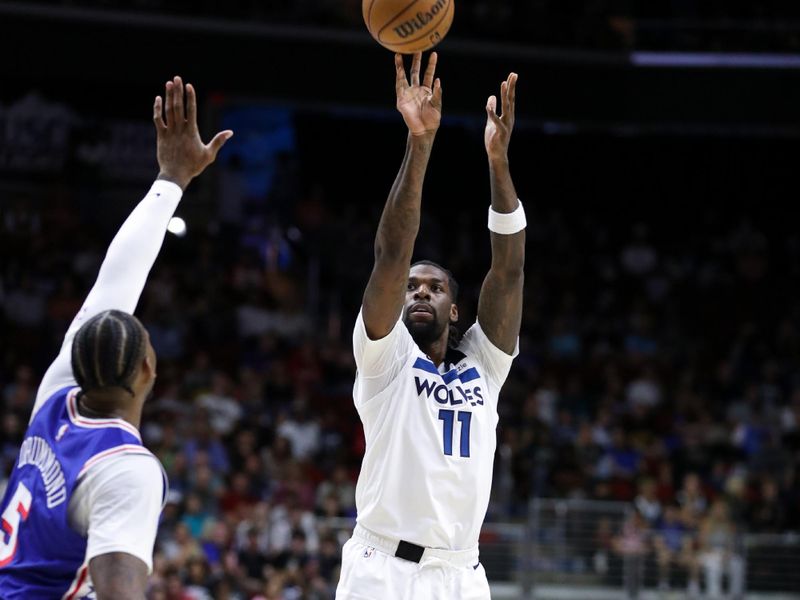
left=71, top=309, right=157, bottom=401
left=404, top=260, right=459, bottom=348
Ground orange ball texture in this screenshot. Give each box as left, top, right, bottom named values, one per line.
left=363, top=0, right=454, bottom=54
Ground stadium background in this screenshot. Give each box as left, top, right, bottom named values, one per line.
left=1, top=1, right=800, bottom=598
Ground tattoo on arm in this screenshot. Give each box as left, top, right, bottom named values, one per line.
left=362, top=134, right=434, bottom=339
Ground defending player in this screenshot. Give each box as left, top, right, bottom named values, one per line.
left=336, top=52, right=525, bottom=599
left=0, top=77, right=232, bottom=599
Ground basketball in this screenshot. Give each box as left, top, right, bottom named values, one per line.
left=363, top=0, right=454, bottom=54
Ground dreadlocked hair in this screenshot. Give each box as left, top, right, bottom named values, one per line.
left=411, top=259, right=462, bottom=349
left=71, top=309, right=147, bottom=396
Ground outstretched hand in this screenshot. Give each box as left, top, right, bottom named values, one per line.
left=395, top=52, right=442, bottom=137
left=153, top=76, right=233, bottom=190
left=485, top=72, right=517, bottom=161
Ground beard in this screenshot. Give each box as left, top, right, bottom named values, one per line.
left=403, top=310, right=448, bottom=347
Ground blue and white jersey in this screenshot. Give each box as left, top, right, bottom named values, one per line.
left=0, top=386, right=160, bottom=600
left=352, top=311, right=517, bottom=551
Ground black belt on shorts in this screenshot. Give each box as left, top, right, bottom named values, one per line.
left=395, top=540, right=425, bottom=563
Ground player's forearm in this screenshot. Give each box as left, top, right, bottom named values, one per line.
left=488, top=158, right=525, bottom=275
left=85, top=179, right=182, bottom=313
left=101, top=178, right=181, bottom=281
left=374, top=133, right=434, bottom=263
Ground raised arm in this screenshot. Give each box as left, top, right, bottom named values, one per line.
left=33, top=76, right=232, bottom=415
left=477, top=73, right=525, bottom=355
left=362, top=52, right=442, bottom=340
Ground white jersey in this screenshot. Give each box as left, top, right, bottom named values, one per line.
left=352, top=310, right=517, bottom=550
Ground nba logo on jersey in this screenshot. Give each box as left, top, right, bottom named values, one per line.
left=362, top=547, right=375, bottom=559
left=56, top=424, right=69, bottom=441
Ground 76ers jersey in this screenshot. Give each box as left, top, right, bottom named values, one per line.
left=352, top=311, right=517, bottom=550
left=0, top=386, right=159, bottom=599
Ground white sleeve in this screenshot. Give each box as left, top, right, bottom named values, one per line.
left=352, top=309, right=416, bottom=406
left=459, top=320, right=518, bottom=387
left=32, top=180, right=183, bottom=421
left=70, top=454, right=164, bottom=573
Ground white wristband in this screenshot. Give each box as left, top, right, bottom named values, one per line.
left=488, top=200, right=526, bottom=234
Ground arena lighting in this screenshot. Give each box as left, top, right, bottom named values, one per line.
left=630, top=51, right=800, bottom=69
left=167, top=216, right=187, bottom=237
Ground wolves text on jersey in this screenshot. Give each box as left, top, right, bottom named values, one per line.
left=412, top=357, right=485, bottom=408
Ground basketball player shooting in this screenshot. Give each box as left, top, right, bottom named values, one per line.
left=336, top=52, right=524, bottom=599
left=0, top=77, right=231, bottom=599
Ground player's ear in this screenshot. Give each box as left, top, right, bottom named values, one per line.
left=141, top=346, right=157, bottom=380
left=450, top=303, right=458, bottom=324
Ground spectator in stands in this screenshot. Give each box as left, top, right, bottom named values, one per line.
left=653, top=503, right=700, bottom=596
left=698, top=499, right=745, bottom=600
left=634, top=476, right=662, bottom=526
left=677, top=472, right=709, bottom=528
left=612, top=510, right=650, bottom=600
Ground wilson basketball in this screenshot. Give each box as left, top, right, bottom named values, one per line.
left=363, top=0, right=454, bottom=54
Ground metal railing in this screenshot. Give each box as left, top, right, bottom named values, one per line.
left=316, top=505, right=800, bottom=599
left=526, top=498, right=800, bottom=600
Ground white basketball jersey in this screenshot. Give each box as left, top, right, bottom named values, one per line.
left=352, top=310, right=517, bottom=550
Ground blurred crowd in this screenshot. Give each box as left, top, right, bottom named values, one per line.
left=2, top=131, right=800, bottom=598
left=19, top=0, right=800, bottom=52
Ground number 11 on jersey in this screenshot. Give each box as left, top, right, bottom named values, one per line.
left=438, top=409, right=472, bottom=458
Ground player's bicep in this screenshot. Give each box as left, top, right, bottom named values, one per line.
left=362, top=258, right=409, bottom=341
left=31, top=348, right=76, bottom=422
left=89, top=552, right=148, bottom=600
left=476, top=266, right=524, bottom=355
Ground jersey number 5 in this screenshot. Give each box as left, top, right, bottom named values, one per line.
left=438, top=409, right=472, bottom=458
left=0, top=482, right=33, bottom=566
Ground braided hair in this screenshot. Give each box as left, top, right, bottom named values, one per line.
left=410, top=260, right=462, bottom=348
left=71, top=309, right=148, bottom=396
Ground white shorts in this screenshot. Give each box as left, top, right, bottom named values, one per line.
left=335, top=525, right=491, bottom=600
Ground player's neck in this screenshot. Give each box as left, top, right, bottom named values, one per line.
left=78, top=393, right=142, bottom=429
left=422, top=335, right=449, bottom=367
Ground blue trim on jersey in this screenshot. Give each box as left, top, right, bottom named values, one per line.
left=412, top=358, right=481, bottom=385
left=458, top=367, right=480, bottom=383
left=0, top=386, right=148, bottom=599
left=412, top=357, right=440, bottom=376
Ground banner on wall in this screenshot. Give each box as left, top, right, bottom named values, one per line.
left=0, top=92, right=157, bottom=181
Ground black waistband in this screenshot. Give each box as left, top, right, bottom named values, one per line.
left=395, top=540, right=425, bottom=563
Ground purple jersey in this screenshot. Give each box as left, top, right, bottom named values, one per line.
left=0, top=386, right=157, bottom=599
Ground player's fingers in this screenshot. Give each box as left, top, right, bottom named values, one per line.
left=432, top=78, right=442, bottom=108
left=173, top=76, right=184, bottom=130
left=500, top=81, right=509, bottom=118
left=508, top=73, right=518, bottom=113
left=164, top=81, right=174, bottom=128
left=423, top=52, right=437, bottom=89
left=153, top=96, right=166, bottom=131
left=486, top=97, right=502, bottom=127
left=207, top=130, right=234, bottom=160
left=410, top=52, right=421, bottom=87
left=486, top=94, right=497, bottom=115
left=185, top=83, right=198, bottom=131
left=395, top=53, right=408, bottom=93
